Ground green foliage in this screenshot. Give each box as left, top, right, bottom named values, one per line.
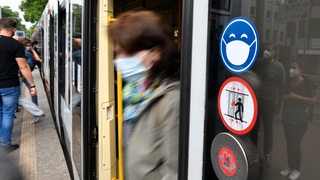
left=73, top=4, right=82, bottom=33
left=26, top=24, right=37, bottom=38
left=19, top=0, right=48, bottom=23
left=0, top=6, right=26, bottom=31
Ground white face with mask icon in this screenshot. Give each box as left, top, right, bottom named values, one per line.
left=224, top=33, right=256, bottom=66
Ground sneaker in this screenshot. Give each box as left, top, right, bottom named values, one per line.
left=289, top=169, right=300, bottom=180
left=1, top=144, right=19, bottom=153
left=30, top=117, right=41, bottom=124
left=30, top=114, right=45, bottom=124
left=280, top=167, right=291, bottom=176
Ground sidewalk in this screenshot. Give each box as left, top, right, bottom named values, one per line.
left=10, top=69, right=71, bottom=180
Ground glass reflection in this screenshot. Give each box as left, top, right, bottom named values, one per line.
left=71, top=1, right=82, bottom=179
left=206, top=0, right=320, bottom=179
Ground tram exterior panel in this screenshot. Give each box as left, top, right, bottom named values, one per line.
left=35, top=0, right=320, bottom=180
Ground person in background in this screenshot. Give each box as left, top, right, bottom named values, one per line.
left=108, top=11, right=180, bottom=180
left=280, top=60, right=316, bottom=180
left=71, top=34, right=82, bottom=108
left=17, top=37, right=44, bottom=123
left=72, top=33, right=82, bottom=65
left=250, top=41, right=286, bottom=167
left=18, top=38, right=42, bottom=104
left=0, top=17, right=36, bottom=152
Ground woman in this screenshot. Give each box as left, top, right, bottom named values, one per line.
left=108, top=11, right=180, bottom=180
left=17, top=37, right=44, bottom=123
left=280, top=60, right=316, bottom=180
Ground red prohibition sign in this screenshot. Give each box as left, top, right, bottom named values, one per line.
left=218, top=77, right=258, bottom=135
left=218, top=147, right=237, bottom=176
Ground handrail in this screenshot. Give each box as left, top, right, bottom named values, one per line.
left=117, top=72, right=124, bottom=180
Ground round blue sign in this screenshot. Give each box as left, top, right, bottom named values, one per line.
left=220, top=17, right=259, bottom=74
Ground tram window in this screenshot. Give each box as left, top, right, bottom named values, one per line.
left=58, top=9, right=66, bottom=99
left=71, top=2, right=83, bottom=178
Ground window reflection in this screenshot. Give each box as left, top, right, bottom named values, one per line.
left=71, top=1, right=82, bottom=179
left=206, top=0, right=320, bottom=179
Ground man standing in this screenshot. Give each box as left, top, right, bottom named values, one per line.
left=0, top=17, right=36, bottom=152
left=251, top=41, right=286, bottom=167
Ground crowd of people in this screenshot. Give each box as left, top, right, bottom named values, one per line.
left=249, top=41, right=317, bottom=180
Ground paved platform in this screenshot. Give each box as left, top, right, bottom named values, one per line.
left=8, top=69, right=71, bottom=180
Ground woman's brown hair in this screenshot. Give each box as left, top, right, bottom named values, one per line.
left=18, top=37, right=31, bottom=46
left=108, top=10, right=180, bottom=81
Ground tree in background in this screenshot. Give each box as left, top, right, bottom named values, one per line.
left=19, top=0, right=48, bottom=23
left=73, top=4, right=82, bottom=33
left=0, top=0, right=47, bottom=38
left=20, top=0, right=48, bottom=38
left=0, top=6, right=26, bottom=31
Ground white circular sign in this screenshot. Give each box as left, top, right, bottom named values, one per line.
left=220, top=17, right=259, bottom=74
left=218, top=77, right=258, bottom=135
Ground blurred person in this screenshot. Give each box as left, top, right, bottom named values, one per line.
left=109, top=11, right=180, bottom=180
left=280, top=60, right=316, bottom=180
left=18, top=37, right=42, bottom=105
left=250, top=41, right=285, bottom=167
left=71, top=34, right=82, bottom=108
left=72, top=34, right=82, bottom=65
left=0, top=17, right=36, bottom=152
left=17, top=37, right=44, bottom=123
left=31, top=40, right=42, bottom=70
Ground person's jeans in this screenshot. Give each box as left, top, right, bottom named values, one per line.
left=19, top=96, right=44, bottom=117
left=19, top=78, right=44, bottom=117
left=22, top=78, right=38, bottom=105
left=0, top=86, right=20, bottom=146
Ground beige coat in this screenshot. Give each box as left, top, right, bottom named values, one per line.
left=127, top=80, right=180, bottom=180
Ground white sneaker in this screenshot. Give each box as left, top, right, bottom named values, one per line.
left=30, top=117, right=41, bottom=124
left=280, top=167, right=291, bottom=176
left=288, top=169, right=300, bottom=180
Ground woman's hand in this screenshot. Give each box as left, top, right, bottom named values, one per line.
left=30, top=86, right=37, bottom=96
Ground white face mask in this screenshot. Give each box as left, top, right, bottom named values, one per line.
left=224, top=39, right=255, bottom=65
left=26, top=47, right=31, bottom=51
left=114, top=56, right=146, bottom=82
left=289, top=68, right=299, bottom=78
left=263, top=49, right=272, bottom=59
left=113, top=50, right=151, bottom=82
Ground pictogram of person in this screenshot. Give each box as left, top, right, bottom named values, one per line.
left=235, top=97, right=243, bottom=122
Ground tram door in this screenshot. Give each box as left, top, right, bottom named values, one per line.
left=198, top=0, right=320, bottom=180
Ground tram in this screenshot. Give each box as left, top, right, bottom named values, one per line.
left=34, top=0, right=320, bottom=180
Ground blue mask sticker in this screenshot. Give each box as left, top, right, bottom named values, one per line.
left=220, top=17, right=259, bottom=74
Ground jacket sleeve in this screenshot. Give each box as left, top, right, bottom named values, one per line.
left=159, top=90, right=180, bottom=180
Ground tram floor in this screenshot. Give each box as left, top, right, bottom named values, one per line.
left=7, top=69, right=71, bottom=180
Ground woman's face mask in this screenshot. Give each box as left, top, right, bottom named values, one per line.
left=26, top=46, right=31, bottom=51
left=263, top=49, right=272, bottom=59
left=289, top=68, right=299, bottom=78
left=114, top=50, right=151, bottom=82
